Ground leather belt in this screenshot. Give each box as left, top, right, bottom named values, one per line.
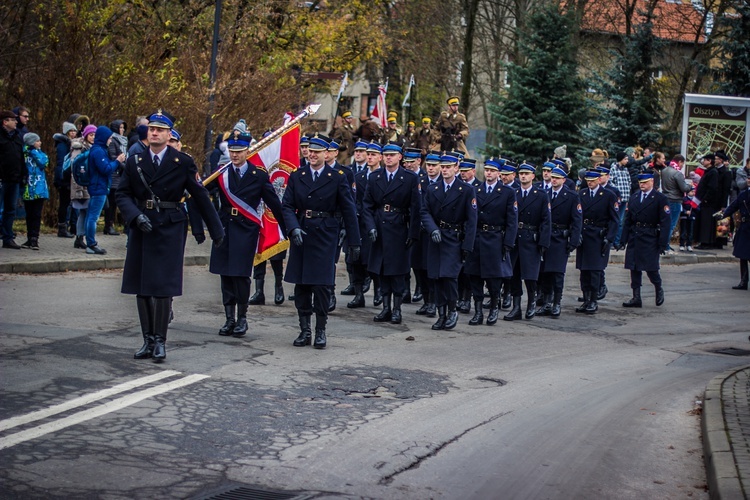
left=480, top=224, right=505, bottom=232
left=221, top=206, right=243, bottom=217
left=583, top=219, right=608, bottom=227
left=439, top=220, right=462, bottom=230
left=635, top=222, right=657, bottom=228
left=551, top=223, right=569, bottom=230
left=382, top=204, right=404, bottom=213
left=304, top=210, right=333, bottom=218
left=137, top=199, right=182, bottom=210
left=517, top=222, right=538, bottom=230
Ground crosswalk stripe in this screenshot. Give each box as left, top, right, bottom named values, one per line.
left=0, top=370, right=182, bottom=433
left=0, top=374, right=209, bottom=451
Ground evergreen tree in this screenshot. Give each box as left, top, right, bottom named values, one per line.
left=715, top=0, right=750, bottom=96
left=484, top=2, right=588, bottom=165
left=585, top=8, right=663, bottom=152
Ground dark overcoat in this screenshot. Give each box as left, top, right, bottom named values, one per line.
left=420, top=178, right=477, bottom=279
left=209, top=162, right=285, bottom=277
left=411, top=173, right=434, bottom=271
left=281, top=164, right=360, bottom=285
left=723, top=189, right=750, bottom=260
left=363, top=166, right=421, bottom=276
left=541, top=186, right=582, bottom=274
left=350, top=168, right=373, bottom=265
left=621, top=189, right=671, bottom=271
left=464, top=183, right=518, bottom=278
left=116, top=147, right=223, bottom=296
left=575, top=187, right=619, bottom=271
left=510, top=186, right=551, bottom=280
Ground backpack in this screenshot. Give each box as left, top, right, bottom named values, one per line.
left=72, top=149, right=91, bottom=187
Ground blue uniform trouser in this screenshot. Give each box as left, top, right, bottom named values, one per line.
left=434, top=277, right=458, bottom=308
left=294, top=284, right=331, bottom=317
left=630, top=270, right=661, bottom=289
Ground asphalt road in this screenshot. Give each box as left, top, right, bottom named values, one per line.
left=1, top=261, right=748, bottom=499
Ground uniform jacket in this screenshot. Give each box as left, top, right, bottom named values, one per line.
left=575, top=186, right=619, bottom=271
left=464, top=182, right=518, bottom=278
left=209, top=162, right=285, bottom=277
left=511, top=186, right=551, bottom=280
left=621, top=189, right=671, bottom=271
left=362, top=166, right=421, bottom=276
left=541, top=186, right=582, bottom=274
left=116, top=146, right=224, bottom=297
left=420, top=178, right=477, bottom=279
left=351, top=168, right=374, bottom=266
left=281, top=164, right=360, bottom=285
left=412, top=173, right=439, bottom=270
left=722, top=189, right=750, bottom=260
left=437, top=112, right=469, bottom=154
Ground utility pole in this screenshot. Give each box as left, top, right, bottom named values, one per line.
left=203, top=0, right=222, bottom=176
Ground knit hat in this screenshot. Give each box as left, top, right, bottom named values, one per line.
left=63, top=122, right=77, bottom=135
left=616, top=152, right=628, bottom=162
left=233, top=119, right=248, bottom=134
left=554, top=145, right=567, bottom=158
left=82, top=124, right=97, bottom=138
left=24, top=133, right=40, bottom=146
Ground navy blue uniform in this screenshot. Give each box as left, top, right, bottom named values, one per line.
left=722, top=189, right=750, bottom=288
left=464, top=182, right=517, bottom=279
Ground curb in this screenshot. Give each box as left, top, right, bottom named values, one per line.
left=703, top=366, right=749, bottom=500
left=0, top=256, right=209, bottom=274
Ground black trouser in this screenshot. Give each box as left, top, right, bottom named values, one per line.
left=679, top=219, right=694, bottom=246
left=352, top=262, right=378, bottom=287
left=469, top=275, right=501, bottom=300
left=57, top=186, right=71, bottom=224
left=294, top=284, right=331, bottom=317
left=434, top=277, right=458, bottom=307
left=221, top=275, right=251, bottom=306
left=380, top=274, right=405, bottom=297
left=415, top=269, right=430, bottom=299
left=458, top=269, right=471, bottom=298
left=580, top=270, right=602, bottom=294
left=630, top=270, right=661, bottom=289
left=539, top=271, right=565, bottom=295
left=23, top=199, right=45, bottom=238
left=253, top=259, right=283, bottom=280
left=509, top=258, right=534, bottom=297
left=104, top=190, right=118, bottom=228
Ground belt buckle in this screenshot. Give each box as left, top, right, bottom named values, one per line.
left=482, top=224, right=489, bottom=231
left=146, top=199, right=154, bottom=210
left=383, top=204, right=391, bottom=212
left=231, top=207, right=238, bottom=216
left=518, top=222, right=524, bottom=229
left=305, top=210, right=312, bottom=218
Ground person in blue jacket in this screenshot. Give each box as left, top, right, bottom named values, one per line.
left=86, top=126, right=125, bottom=254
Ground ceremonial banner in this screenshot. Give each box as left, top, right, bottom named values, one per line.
left=248, top=123, right=301, bottom=265
left=371, top=80, right=389, bottom=128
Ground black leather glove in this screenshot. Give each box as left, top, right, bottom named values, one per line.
left=431, top=230, right=442, bottom=243
left=350, top=245, right=361, bottom=261
left=461, top=249, right=470, bottom=263
left=338, top=228, right=346, bottom=247
left=566, top=244, right=576, bottom=254
left=713, top=210, right=725, bottom=220
left=405, top=237, right=414, bottom=249
left=194, top=233, right=206, bottom=244
left=136, top=213, right=153, bottom=233
left=213, top=236, right=224, bottom=247
left=659, top=248, right=667, bottom=255
left=369, top=228, right=378, bottom=242
left=503, top=244, right=514, bottom=255
left=290, top=228, right=306, bottom=246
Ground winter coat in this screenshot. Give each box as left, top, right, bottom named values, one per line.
left=53, top=133, right=71, bottom=188
left=69, top=139, right=91, bottom=201
left=22, top=146, right=50, bottom=200
left=0, top=126, right=26, bottom=183
left=108, top=120, right=128, bottom=191
left=87, top=126, right=121, bottom=196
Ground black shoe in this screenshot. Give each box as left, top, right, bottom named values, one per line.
left=504, top=297, right=522, bottom=321
left=444, top=308, right=459, bottom=330
left=57, top=223, right=75, bottom=238
left=340, top=283, right=355, bottom=296
left=482, top=298, right=491, bottom=309
left=74, top=235, right=86, bottom=249
left=288, top=294, right=295, bottom=301
left=486, top=297, right=500, bottom=325
left=2, top=239, right=21, bottom=249
left=150, top=337, right=165, bottom=360
left=313, top=329, right=327, bottom=349
left=550, top=301, right=561, bottom=318
left=431, top=306, right=447, bottom=330
left=249, top=279, right=265, bottom=305
left=525, top=300, right=536, bottom=320
left=86, top=245, right=107, bottom=255
left=575, top=292, right=591, bottom=313
left=733, top=282, right=749, bottom=290
left=501, top=292, right=512, bottom=310
left=457, top=299, right=471, bottom=314
left=402, top=291, right=412, bottom=304
left=363, top=276, right=372, bottom=294
left=30, top=237, right=39, bottom=250
left=391, top=296, right=403, bottom=324
left=584, top=300, right=598, bottom=315
left=597, top=285, right=608, bottom=301
left=219, top=318, right=236, bottom=336
left=425, top=303, right=437, bottom=318
left=134, top=335, right=154, bottom=359
left=412, top=287, right=423, bottom=303
left=374, top=295, right=392, bottom=322
left=293, top=315, right=312, bottom=346
left=655, top=286, right=664, bottom=306
left=347, top=289, right=365, bottom=308
left=104, top=226, right=120, bottom=236
left=328, top=294, right=337, bottom=312
left=233, top=304, right=249, bottom=336
left=274, top=283, right=284, bottom=305
left=373, top=288, right=383, bottom=306
left=468, top=300, right=483, bottom=326
left=415, top=303, right=429, bottom=315
left=20, top=239, right=32, bottom=249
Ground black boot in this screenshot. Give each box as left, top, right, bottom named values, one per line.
left=525, top=282, right=537, bottom=320
left=74, top=235, right=86, bottom=249
left=233, top=304, right=248, bottom=336
left=416, top=302, right=430, bottom=315
left=249, top=279, right=265, bottom=305
left=504, top=297, right=522, bottom=321
left=483, top=297, right=492, bottom=309
left=57, top=223, right=74, bottom=238
left=374, top=294, right=392, bottom=322
left=536, top=292, right=553, bottom=317
left=623, top=288, right=642, bottom=308
left=501, top=290, right=512, bottom=309
left=468, top=300, right=484, bottom=325
left=363, top=276, right=372, bottom=294
left=218, top=304, right=236, bottom=336
left=293, top=314, right=312, bottom=346
left=412, top=284, right=423, bottom=303
left=341, top=274, right=355, bottom=295
left=550, top=291, right=562, bottom=318
left=313, top=314, right=327, bottom=349
left=655, top=285, right=664, bottom=306
left=425, top=302, right=437, bottom=318
left=328, top=290, right=337, bottom=312
left=734, top=261, right=748, bottom=290
left=347, top=284, right=365, bottom=308
left=373, top=287, right=383, bottom=306
left=152, top=297, right=171, bottom=362
left=575, top=292, right=590, bottom=313
left=585, top=299, right=598, bottom=314
left=444, top=304, right=459, bottom=330
left=458, top=290, right=471, bottom=313
left=391, top=295, right=403, bottom=324
left=432, top=306, right=447, bottom=330
left=134, top=296, right=154, bottom=359
left=403, top=275, right=412, bottom=303
left=733, top=281, right=749, bottom=290
left=486, top=295, right=500, bottom=325
left=597, top=284, right=608, bottom=301
left=274, top=277, right=284, bottom=305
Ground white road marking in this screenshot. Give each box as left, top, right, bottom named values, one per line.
left=0, top=374, right=209, bottom=451
left=0, top=370, right=182, bottom=432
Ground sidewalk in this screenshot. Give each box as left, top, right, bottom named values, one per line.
left=704, top=366, right=750, bottom=500
left=0, top=232, right=737, bottom=274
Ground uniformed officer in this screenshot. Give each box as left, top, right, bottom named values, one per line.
left=414, top=151, right=443, bottom=317
left=349, top=139, right=369, bottom=175
left=383, top=116, right=402, bottom=145
left=330, top=110, right=356, bottom=164
left=402, top=147, right=424, bottom=303
left=402, top=147, right=422, bottom=175
left=455, top=157, right=481, bottom=313
left=497, top=160, right=519, bottom=309
left=575, top=170, right=619, bottom=314
left=363, top=142, right=421, bottom=324
left=116, top=110, right=224, bottom=361
left=464, top=157, right=518, bottom=325
left=535, top=161, right=553, bottom=193
left=347, top=141, right=383, bottom=308
left=504, top=162, right=551, bottom=321
left=341, top=140, right=371, bottom=297
left=437, top=97, right=469, bottom=155
left=299, top=135, right=310, bottom=169
left=420, top=151, right=477, bottom=329
left=594, top=164, right=621, bottom=300
left=618, top=172, right=671, bottom=307
left=210, top=131, right=286, bottom=336
left=416, top=117, right=439, bottom=156
left=552, top=159, right=578, bottom=191
left=282, top=134, right=361, bottom=349
left=536, top=166, right=582, bottom=317
left=717, top=175, right=750, bottom=290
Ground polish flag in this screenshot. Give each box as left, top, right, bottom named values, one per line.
left=370, top=81, right=388, bottom=128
